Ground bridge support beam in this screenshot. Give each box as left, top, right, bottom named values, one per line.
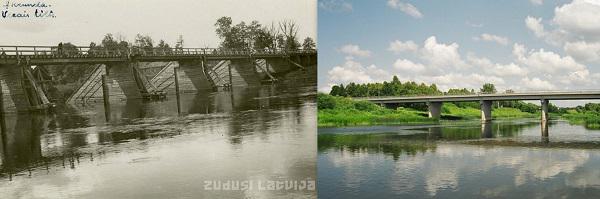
left=480, top=100, right=492, bottom=122
left=229, top=60, right=261, bottom=87
left=105, top=63, right=143, bottom=99
left=0, top=65, right=52, bottom=113
left=427, top=102, right=442, bottom=119
left=481, top=122, right=493, bottom=138
left=541, top=99, right=549, bottom=122
left=177, top=60, right=216, bottom=92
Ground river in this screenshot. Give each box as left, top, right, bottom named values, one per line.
left=318, top=119, right=600, bottom=198
left=0, top=74, right=317, bottom=198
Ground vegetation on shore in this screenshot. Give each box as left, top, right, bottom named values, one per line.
left=562, top=104, right=600, bottom=129
left=318, top=76, right=568, bottom=127
left=318, top=94, right=436, bottom=126
left=318, top=93, right=538, bottom=127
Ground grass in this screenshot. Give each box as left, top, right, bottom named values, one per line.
left=318, top=94, right=537, bottom=127
left=562, top=110, right=600, bottom=129
left=442, top=103, right=536, bottom=119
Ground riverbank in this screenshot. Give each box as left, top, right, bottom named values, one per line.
left=562, top=110, right=600, bottom=129
left=318, top=94, right=541, bottom=127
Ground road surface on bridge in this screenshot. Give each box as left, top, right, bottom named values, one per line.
left=358, top=91, right=600, bottom=104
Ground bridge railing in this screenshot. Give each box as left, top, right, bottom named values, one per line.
left=352, top=89, right=600, bottom=100
left=0, top=45, right=317, bottom=58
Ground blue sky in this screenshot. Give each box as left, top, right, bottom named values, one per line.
left=318, top=0, right=600, bottom=106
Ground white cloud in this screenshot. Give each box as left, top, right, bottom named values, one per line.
left=525, top=0, right=600, bottom=62
left=393, top=59, right=426, bottom=73
left=513, top=43, right=587, bottom=74
left=319, top=0, right=353, bottom=12
left=530, top=0, right=543, bottom=5
left=415, top=73, right=505, bottom=91
left=520, top=77, right=556, bottom=90
left=564, top=41, right=600, bottom=63
left=553, top=0, right=600, bottom=41
left=322, top=57, right=391, bottom=92
left=388, top=40, right=419, bottom=53
left=421, top=36, right=468, bottom=69
left=525, top=16, right=546, bottom=38
left=467, top=54, right=527, bottom=76
left=473, top=33, right=509, bottom=46
left=338, top=44, right=371, bottom=57
left=387, top=0, right=423, bottom=18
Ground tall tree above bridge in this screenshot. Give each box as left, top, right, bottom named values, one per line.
left=480, top=83, right=497, bottom=94
left=302, top=37, right=316, bottom=50
left=214, top=16, right=306, bottom=50
left=135, top=34, right=154, bottom=51
left=279, top=20, right=301, bottom=50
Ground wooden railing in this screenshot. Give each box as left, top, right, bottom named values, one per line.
left=0, top=45, right=317, bottom=58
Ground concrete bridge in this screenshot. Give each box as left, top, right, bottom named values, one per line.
left=360, top=91, right=600, bottom=122
left=0, top=45, right=316, bottom=113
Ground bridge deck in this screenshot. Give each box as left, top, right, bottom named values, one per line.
left=359, top=91, right=600, bottom=103
left=0, top=46, right=316, bottom=65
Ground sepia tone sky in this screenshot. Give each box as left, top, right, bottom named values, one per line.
left=0, top=0, right=317, bottom=47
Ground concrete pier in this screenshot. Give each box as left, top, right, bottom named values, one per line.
left=541, top=99, right=549, bottom=122
left=480, top=100, right=492, bottom=122
left=177, top=60, right=215, bottom=91
left=427, top=102, right=442, bottom=119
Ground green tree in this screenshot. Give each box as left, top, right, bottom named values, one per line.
left=480, top=83, right=497, bottom=94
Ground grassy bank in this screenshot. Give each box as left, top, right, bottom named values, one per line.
left=442, top=103, right=536, bottom=119
left=318, top=94, right=537, bottom=127
left=318, top=94, right=436, bottom=126
left=562, top=110, right=600, bottom=129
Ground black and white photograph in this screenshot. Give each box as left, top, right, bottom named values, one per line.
left=0, top=0, right=316, bottom=198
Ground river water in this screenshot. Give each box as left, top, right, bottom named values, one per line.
left=0, top=75, right=317, bottom=198
left=318, top=119, right=600, bottom=198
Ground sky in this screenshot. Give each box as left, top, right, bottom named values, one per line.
left=0, top=0, right=316, bottom=48
left=318, top=0, right=600, bottom=107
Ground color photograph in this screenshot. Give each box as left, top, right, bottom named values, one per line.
left=318, top=0, right=600, bottom=198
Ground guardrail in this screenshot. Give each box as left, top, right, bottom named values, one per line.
left=353, top=90, right=600, bottom=100
left=0, top=45, right=317, bottom=57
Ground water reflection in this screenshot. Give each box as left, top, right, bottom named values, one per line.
left=0, top=72, right=317, bottom=198
left=318, top=120, right=600, bottom=198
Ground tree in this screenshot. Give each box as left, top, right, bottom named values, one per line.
left=279, top=20, right=301, bottom=50
left=134, top=34, right=154, bottom=51
left=215, top=16, right=250, bottom=49
left=480, top=83, right=497, bottom=94
left=302, top=37, right=316, bottom=50
left=254, top=27, right=275, bottom=49
left=156, top=40, right=172, bottom=54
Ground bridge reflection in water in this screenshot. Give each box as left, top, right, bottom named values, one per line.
left=317, top=120, right=600, bottom=198
left=0, top=76, right=316, bottom=193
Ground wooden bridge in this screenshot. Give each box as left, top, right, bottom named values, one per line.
left=0, top=45, right=316, bottom=65
left=0, top=45, right=317, bottom=113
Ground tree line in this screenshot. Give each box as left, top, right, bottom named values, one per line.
left=53, top=16, right=315, bottom=57
left=214, top=16, right=315, bottom=50
left=327, top=76, right=562, bottom=113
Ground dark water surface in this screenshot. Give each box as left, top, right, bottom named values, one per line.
left=0, top=77, right=316, bottom=198
left=318, top=120, right=600, bottom=199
